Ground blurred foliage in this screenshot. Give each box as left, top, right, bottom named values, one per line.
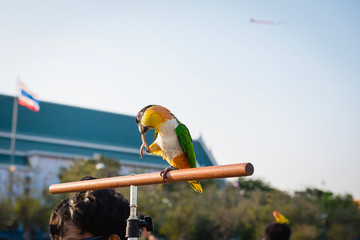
left=58, top=155, right=121, bottom=183
left=0, top=173, right=62, bottom=240
left=0, top=155, right=120, bottom=239
left=237, top=178, right=274, bottom=194
left=2, top=157, right=360, bottom=240
left=137, top=178, right=360, bottom=240
left=0, top=198, right=14, bottom=229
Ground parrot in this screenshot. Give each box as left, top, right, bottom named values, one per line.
left=273, top=210, right=290, bottom=224
left=136, top=105, right=203, bottom=193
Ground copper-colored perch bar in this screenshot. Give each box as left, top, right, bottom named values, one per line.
left=49, top=162, right=254, bottom=194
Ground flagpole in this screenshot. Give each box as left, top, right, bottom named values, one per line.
left=9, top=77, right=20, bottom=165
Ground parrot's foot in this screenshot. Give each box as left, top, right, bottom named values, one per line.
left=139, top=132, right=151, bottom=159
left=139, top=143, right=151, bottom=159
left=160, top=167, right=175, bottom=182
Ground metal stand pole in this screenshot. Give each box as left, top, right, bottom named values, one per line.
left=127, top=185, right=139, bottom=240
left=126, top=185, right=154, bottom=239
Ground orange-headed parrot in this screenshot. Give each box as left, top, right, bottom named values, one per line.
left=136, top=105, right=203, bottom=193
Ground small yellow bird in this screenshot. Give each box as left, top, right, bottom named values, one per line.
left=273, top=210, right=290, bottom=224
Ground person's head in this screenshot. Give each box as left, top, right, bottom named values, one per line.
left=263, top=222, right=291, bottom=240
left=49, top=176, right=130, bottom=240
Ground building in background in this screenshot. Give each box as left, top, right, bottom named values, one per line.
left=0, top=94, right=217, bottom=196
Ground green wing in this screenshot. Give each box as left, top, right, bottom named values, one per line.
left=175, top=122, right=197, bottom=168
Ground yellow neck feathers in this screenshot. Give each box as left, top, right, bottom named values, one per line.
left=141, top=106, right=173, bottom=131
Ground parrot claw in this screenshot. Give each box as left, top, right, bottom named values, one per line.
left=140, top=144, right=144, bottom=159
left=139, top=132, right=151, bottom=158
left=160, top=166, right=175, bottom=182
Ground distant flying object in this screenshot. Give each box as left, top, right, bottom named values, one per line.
left=250, top=18, right=287, bottom=25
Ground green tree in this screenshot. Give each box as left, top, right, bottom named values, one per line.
left=58, top=155, right=121, bottom=183
left=14, top=194, right=55, bottom=239
left=237, top=178, right=273, bottom=194
left=0, top=197, right=14, bottom=229
left=1, top=172, right=62, bottom=240
left=326, top=193, right=360, bottom=240
left=0, top=155, right=122, bottom=240
left=136, top=179, right=360, bottom=240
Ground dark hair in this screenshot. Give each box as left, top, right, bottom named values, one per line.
left=49, top=198, right=70, bottom=239
left=264, top=222, right=291, bottom=240
left=49, top=176, right=130, bottom=240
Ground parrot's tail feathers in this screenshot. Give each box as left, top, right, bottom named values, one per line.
left=188, top=180, right=203, bottom=193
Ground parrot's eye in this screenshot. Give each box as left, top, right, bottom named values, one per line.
left=136, top=112, right=143, bottom=123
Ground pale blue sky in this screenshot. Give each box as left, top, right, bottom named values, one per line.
left=1, top=1, right=360, bottom=198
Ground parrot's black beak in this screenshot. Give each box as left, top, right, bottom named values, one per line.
left=138, top=125, right=150, bottom=134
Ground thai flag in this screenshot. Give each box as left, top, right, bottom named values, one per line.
left=18, top=82, right=40, bottom=112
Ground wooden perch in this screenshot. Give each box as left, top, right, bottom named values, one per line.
left=49, top=162, right=254, bottom=194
